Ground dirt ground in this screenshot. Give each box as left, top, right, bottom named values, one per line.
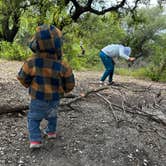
left=0, top=59, right=166, bottom=166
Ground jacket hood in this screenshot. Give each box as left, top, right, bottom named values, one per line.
left=124, top=46, right=131, bottom=56
left=29, top=24, right=63, bottom=59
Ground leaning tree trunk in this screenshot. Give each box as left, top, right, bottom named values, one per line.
left=1, top=12, right=20, bottom=42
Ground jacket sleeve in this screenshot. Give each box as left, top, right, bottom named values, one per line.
left=17, top=61, right=33, bottom=88
left=61, top=61, right=75, bottom=93
left=119, top=46, right=130, bottom=60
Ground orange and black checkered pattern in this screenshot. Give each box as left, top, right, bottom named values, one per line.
left=17, top=54, right=75, bottom=101
left=29, top=24, right=63, bottom=60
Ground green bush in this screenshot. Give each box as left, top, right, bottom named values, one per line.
left=115, top=67, right=150, bottom=80
left=0, top=41, right=30, bottom=60
left=146, top=65, right=166, bottom=82
left=83, top=49, right=100, bottom=68
left=115, top=68, right=131, bottom=76
left=145, top=43, right=166, bottom=82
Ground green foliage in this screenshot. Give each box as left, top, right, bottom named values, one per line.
left=0, top=0, right=25, bottom=41
left=0, top=41, right=30, bottom=60
left=63, top=38, right=87, bottom=70
left=62, top=13, right=125, bottom=69
left=146, top=43, right=166, bottom=81
left=115, top=48, right=166, bottom=82
left=84, top=48, right=100, bottom=68
left=0, top=3, right=166, bottom=82
left=123, top=7, right=166, bottom=56
left=117, top=6, right=166, bottom=82
left=51, top=5, right=72, bottom=28
left=75, top=13, right=126, bottom=49
left=115, top=67, right=149, bottom=79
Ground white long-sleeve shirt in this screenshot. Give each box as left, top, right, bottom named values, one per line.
left=101, top=44, right=131, bottom=60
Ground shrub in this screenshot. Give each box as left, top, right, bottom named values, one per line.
left=0, top=41, right=30, bottom=60
left=145, top=44, right=166, bottom=81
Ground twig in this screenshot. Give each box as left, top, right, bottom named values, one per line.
left=61, top=86, right=109, bottom=108
left=112, top=83, right=153, bottom=93
left=114, top=103, right=166, bottom=126
left=96, top=92, right=118, bottom=123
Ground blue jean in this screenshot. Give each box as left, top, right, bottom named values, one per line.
left=99, top=51, right=114, bottom=82
left=28, top=99, right=59, bottom=142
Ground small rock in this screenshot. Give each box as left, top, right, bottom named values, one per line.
left=18, top=160, right=24, bottom=164
left=32, top=160, right=36, bottom=163
left=127, top=153, right=133, bottom=159
left=79, top=150, right=83, bottom=154
left=0, top=151, right=4, bottom=155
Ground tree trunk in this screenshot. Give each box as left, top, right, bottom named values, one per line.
left=1, top=13, right=20, bottom=42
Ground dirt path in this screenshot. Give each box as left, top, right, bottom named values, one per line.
left=0, top=60, right=166, bottom=166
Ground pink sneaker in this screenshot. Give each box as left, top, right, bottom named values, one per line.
left=47, top=132, right=57, bottom=139
left=30, top=141, right=42, bottom=149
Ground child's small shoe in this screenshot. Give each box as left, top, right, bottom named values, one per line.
left=47, top=132, right=57, bottom=139
left=43, top=130, right=57, bottom=139
left=30, top=141, right=42, bottom=149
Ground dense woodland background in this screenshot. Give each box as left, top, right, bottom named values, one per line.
left=0, top=0, right=166, bottom=81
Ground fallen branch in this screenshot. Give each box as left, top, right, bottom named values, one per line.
left=0, top=86, right=109, bottom=114
left=94, top=92, right=166, bottom=126
left=60, top=86, right=109, bottom=108
left=111, top=83, right=153, bottom=93
left=0, top=105, right=29, bottom=114
left=113, top=103, right=166, bottom=126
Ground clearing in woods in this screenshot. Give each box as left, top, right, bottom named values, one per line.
left=0, top=60, right=166, bottom=166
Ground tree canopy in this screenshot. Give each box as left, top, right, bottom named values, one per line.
left=0, top=0, right=166, bottom=81
left=0, top=0, right=164, bottom=42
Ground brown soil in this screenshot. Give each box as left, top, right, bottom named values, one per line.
left=0, top=59, right=166, bottom=166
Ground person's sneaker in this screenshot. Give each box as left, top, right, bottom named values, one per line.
left=99, top=81, right=107, bottom=86
left=47, top=132, right=57, bottom=139
left=30, top=141, right=42, bottom=149
left=107, top=81, right=115, bottom=85
left=99, top=81, right=104, bottom=84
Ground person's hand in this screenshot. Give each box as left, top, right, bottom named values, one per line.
left=128, top=57, right=135, bottom=62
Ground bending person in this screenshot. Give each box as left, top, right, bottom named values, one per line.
left=99, top=44, right=135, bottom=85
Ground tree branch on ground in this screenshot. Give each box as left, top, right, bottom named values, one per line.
left=60, top=86, right=109, bottom=108
left=96, top=92, right=119, bottom=124
left=0, top=86, right=109, bottom=114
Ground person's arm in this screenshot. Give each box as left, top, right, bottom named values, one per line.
left=55, top=27, right=64, bottom=59
left=119, top=46, right=130, bottom=60
left=61, top=61, right=75, bottom=93
left=119, top=46, right=135, bottom=62
left=17, top=61, right=33, bottom=88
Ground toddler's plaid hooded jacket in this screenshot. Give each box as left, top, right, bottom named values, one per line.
left=17, top=24, right=75, bottom=101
